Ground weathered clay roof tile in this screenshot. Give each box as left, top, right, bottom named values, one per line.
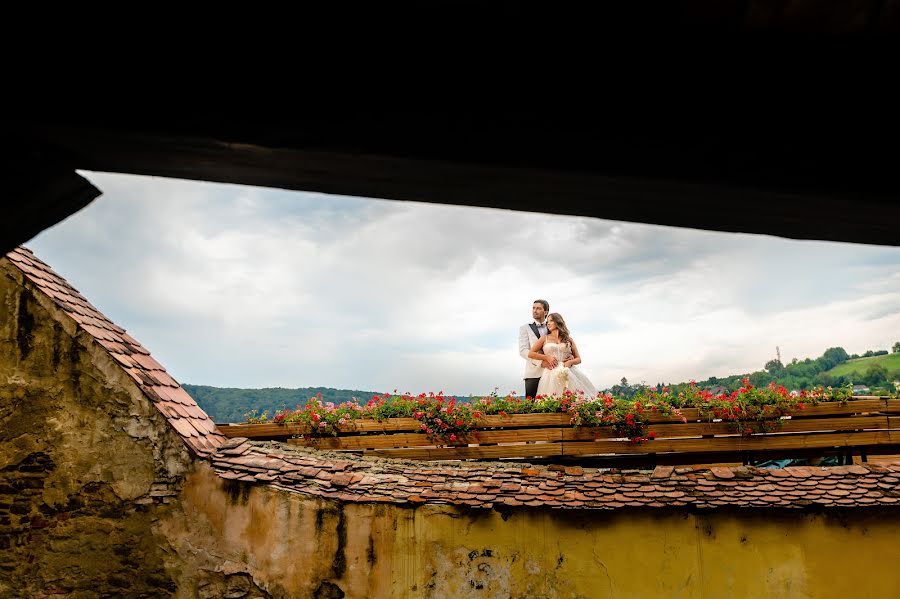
left=205, top=440, right=900, bottom=511
left=4, top=247, right=225, bottom=458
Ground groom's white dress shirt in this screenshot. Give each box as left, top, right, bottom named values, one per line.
left=519, top=320, right=548, bottom=379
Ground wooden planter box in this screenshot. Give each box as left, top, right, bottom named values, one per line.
left=216, top=397, right=900, bottom=461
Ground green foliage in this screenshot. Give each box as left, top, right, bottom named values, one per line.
left=636, top=346, right=898, bottom=399
left=764, top=359, right=784, bottom=374
left=182, top=384, right=379, bottom=423
left=826, top=352, right=900, bottom=381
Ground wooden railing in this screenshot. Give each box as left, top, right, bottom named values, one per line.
left=216, top=397, right=900, bottom=463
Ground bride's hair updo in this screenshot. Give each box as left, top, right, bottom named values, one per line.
left=548, top=312, right=571, bottom=346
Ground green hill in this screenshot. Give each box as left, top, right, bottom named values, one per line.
left=826, top=353, right=900, bottom=379
left=183, top=384, right=379, bottom=423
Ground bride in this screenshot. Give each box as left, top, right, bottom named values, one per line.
left=528, top=312, right=598, bottom=398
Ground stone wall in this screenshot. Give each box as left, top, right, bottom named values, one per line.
left=0, top=263, right=193, bottom=597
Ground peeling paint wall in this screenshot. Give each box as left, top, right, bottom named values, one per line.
left=172, top=464, right=900, bottom=599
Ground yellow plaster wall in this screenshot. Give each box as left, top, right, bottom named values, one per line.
left=175, top=464, right=900, bottom=599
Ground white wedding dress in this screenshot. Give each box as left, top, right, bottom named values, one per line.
left=535, top=342, right=598, bottom=398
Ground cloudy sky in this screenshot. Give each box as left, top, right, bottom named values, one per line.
left=26, top=171, right=900, bottom=396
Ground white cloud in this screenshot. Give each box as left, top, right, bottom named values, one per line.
left=24, top=171, right=900, bottom=396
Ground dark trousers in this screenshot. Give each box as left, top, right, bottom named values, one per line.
left=524, top=378, right=540, bottom=399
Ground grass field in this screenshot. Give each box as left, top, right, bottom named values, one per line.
left=826, top=353, right=900, bottom=377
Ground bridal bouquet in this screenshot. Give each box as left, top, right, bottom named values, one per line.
left=555, top=365, right=570, bottom=389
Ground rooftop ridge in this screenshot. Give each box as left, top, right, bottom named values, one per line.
left=4, top=246, right=226, bottom=457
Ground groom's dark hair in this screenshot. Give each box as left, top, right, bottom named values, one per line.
left=534, top=299, right=549, bottom=311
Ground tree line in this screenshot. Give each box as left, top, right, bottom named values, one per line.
left=183, top=384, right=378, bottom=423
left=610, top=343, right=900, bottom=399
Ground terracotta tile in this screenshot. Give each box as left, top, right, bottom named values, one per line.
left=711, top=467, right=735, bottom=479
left=167, top=402, right=193, bottom=419
left=623, top=475, right=650, bottom=484
left=219, top=437, right=248, bottom=450
left=165, top=386, right=195, bottom=406
left=498, top=498, right=521, bottom=506
left=125, top=341, right=151, bottom=356
left=79, top=323, right=112, bottom=342
left=182, top=403, right=211, bottom=419
left=191, top=417, right=218, bottom=435
left=99, top=340, right=129, bottom=354
left=169, top=417, right=199, bottom=438
left=130, top=353, right=165, bottom=371
left=153, top=401, right=181, bottom=419
left=110, top=353, right=135, bottom=368
left=565, top=466, right=584, bottom=476
left=785, top=467, right=812, bottom=478
left=221, top=444, right=251, bottom=457
left=864, top=464, right=890, bottom=473
left=148, top=370, right=179, bottom=387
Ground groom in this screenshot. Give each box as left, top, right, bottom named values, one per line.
left=518, top=299, right=558, bottom=399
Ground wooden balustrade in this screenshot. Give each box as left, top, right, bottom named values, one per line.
left=215, top=396, right=900, bottom=462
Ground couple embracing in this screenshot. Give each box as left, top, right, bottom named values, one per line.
left=518, top=299, right=598, bottom=399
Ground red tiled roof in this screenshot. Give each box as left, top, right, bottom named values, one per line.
left=213, top=439, right=900, bottom=510
left=4, top=247, right=225, bottom=458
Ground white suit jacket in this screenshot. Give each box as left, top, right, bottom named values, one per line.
left=519, top=322, right=546, bottom=379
